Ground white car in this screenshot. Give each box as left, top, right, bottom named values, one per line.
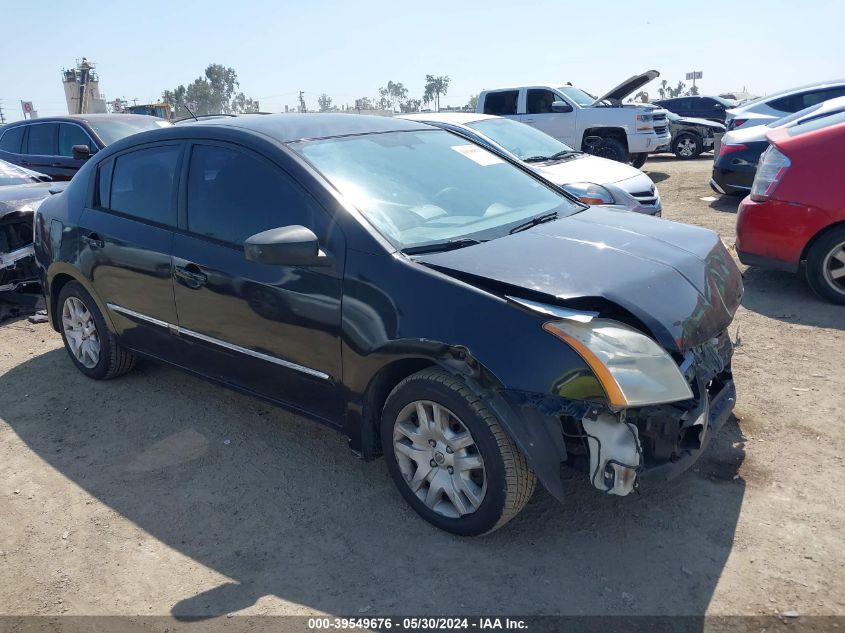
left=476, top=71, right=671, bottom=168
left=401, top=112, right=661, bottom=215
left=725, top=79, right=845, bottom=130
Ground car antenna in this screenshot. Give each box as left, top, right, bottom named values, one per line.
left=183, top=104, right=199, bottom=122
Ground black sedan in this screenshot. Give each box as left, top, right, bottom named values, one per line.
left=33, top=114, right=742, bottom=535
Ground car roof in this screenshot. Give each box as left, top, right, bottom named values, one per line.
left=734, top=79, right=845, bottom=109
left=3, top=113, right=162, bottom=126
left=180, top=113, right=433, bottom=142
left=400, top=112, right=496, bottom=125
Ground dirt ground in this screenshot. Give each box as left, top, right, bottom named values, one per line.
left=1, top=155, right=843, bottom=624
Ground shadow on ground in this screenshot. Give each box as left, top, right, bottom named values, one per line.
left=741, top=267, right=844, bottom=330
left=708, top=195, right=742, bottom=214
left=0, top=348, right=747, bottom=622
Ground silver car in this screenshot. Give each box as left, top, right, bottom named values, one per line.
left=400, top=112, right=661, bottom=215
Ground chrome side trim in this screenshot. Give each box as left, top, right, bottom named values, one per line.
left=106, top=303, right=331, bottom=381
left=107, top=302, right=170, bottom=329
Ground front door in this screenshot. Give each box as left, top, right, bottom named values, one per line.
left=520, top=89, right=577, bottom=147
left=171, top=142, right=344, bottom=424
left=77, top=142, right=182, bottom=358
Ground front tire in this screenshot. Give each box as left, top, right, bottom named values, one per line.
left=629, top=153, right=648, bottom=169
left=593, top=137, right=628, bottom=163
left=381, top=368, right=536, bottom=536
left=805, top=226, right=845, bottom=305
left=673, top=133, right=703, bottom=159
left=57, top=281, right=137, bottom=379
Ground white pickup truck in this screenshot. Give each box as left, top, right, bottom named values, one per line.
left=477, top=70, right=670, bottom=168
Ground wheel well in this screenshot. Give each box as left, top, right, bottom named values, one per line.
left=49, top=273, right=76, bottom=331
left=581, top=127, right=628, bottom=152
left=360, top=358, right=437, bottom=459
left=800, top=220, right=845, bottom=263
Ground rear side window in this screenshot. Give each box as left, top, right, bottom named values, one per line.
left=186, top=144, right=327, bottom=245
left=770, top=88, right=845, bottom=113
left=109, top=145, right=179, bottom=226
left=26, top=123, right=59, bottom=155
left=526, top=89, right=558, bottom=114
left=0, top=126, right=25, bottom=153
left=483, top=91, right=519, bottom=116
left=96, top=159, right=114, bottom=208
left=59, top=124, right=96, bottom=157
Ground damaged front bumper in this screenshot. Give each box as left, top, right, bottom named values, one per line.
left=496, top=330, right=736, bottom=500
left=1, top=244, right=37, bottom=292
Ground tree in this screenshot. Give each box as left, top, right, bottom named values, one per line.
left=687, top=84, right=700, bottom=96
left=657, top=79, right=669, bottom=100
left=317, top=94, right=334, bottom=112
left=400, top=98, right=422, bottom=113
left=633, top=90, right=649, bottom=103
left=423, top=75, right=450, bottom=111
left=378, top=81, right=409, bottom=112
left=354, top=97, right=374, bottom=111
left=467, top=94, right=478, bottom=110
left=162, top=64, right=258, bottom=117
left=668, top=81, right=686, bottom=98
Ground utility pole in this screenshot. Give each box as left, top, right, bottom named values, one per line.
left=299, top=91, right=306, bottom=113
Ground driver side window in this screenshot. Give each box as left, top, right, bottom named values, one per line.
left=186, top=144, right=331, bottom=246
left=526, top=89, right=558, bottom=114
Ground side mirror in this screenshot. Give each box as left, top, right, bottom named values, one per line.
left=551, top=100, right=573, bottom=113
left=72, top=144, right=91, bottom=160
left=244, top=225, right=331, bottom=267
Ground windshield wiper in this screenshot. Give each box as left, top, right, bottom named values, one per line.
left=402, top=238, right=485, bottom=255
left=509, top=211, right=559, bottom=234
left=523, top=150, right=580, bottom=163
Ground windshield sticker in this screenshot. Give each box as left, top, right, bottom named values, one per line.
left=450, top=144, right=504, bottom=166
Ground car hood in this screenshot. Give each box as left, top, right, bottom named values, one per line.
left=677, top=116, right=726, bottom=130
left=533, top=154, right=647, bottom=186
left=0, top=182, right=56, bottom=218
left=415, top=207, right=742, bottom=352
left=592, top=70, right=660, bottom=105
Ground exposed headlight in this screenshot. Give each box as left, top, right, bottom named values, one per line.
left=636, top=113, right=654, bottom=131
left=544, top=318, right=693, bottom=408
left=562, top=182, right=615, bottom=205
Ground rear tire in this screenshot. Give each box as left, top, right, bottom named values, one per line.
left=57, top=281, right=136, bottom=379
left=805, top=226, right=845, bottom=305
left=381, top=368, right=536, bottom=536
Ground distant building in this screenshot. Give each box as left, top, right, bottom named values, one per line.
left=62, top=58, right=108, bottom=115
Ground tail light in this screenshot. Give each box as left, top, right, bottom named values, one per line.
left=728, top=118, right=748, bottom=130
left=750, top=146, right=790, bottom=201
left=718, top=142, right=747, bottom=158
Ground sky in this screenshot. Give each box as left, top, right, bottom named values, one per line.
left=1, top=0, right=844, bottom=121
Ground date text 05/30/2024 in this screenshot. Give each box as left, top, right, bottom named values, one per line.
left=307, top=617, right=528, bottom=630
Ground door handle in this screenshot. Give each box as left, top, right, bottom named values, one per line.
left=81, top=233, right=104, bottom=249
left=175, top=264, right=208, bottom=289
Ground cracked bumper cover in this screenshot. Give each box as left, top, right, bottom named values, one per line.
left=491, top=367, right=736, bottom=501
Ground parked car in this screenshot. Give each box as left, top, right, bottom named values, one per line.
left=400, top=112, right=661, bottom=214
left=736, top=110, right=845, bottom=304
left=653, top=95, right=735, bottom=123
left=712, top=96, right=845, bottom=196
left=724, top=80, right=845, bottom=130
left=0, top=114, right=171, bottom=181
left=1, top=160, right=65, bottom=314
left=34, top=114, right=741, bottom=535
left=477, top=71, right=671, bottom=168
left=661, top=112, right=725, bottom=159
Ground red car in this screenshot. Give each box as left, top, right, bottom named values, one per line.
left=736, top=111, right=845, bottom=304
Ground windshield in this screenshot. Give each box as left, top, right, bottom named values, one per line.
left=557, top=86, right=595, bottom=107
left=293, top=130, right=580, bottom=250
left=466, top=118, right=576, bottom=161
left=87, top=117, right=171, bottom=145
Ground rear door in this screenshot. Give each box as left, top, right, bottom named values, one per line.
left=520, top=88, right=576, bottom=146
left=77, top=142, right=183, bottom=358
left=21, top=122, right=64, bottom=180
left=170, top=141, right=344, bottom=423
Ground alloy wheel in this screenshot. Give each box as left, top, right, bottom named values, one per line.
left=822, top=241, right=845, bottom=295
left=677, top=138, right=697, bottom=157
left=61, top=296, right=101, bottom=368
left=392, top=400, right=486, bottom=518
